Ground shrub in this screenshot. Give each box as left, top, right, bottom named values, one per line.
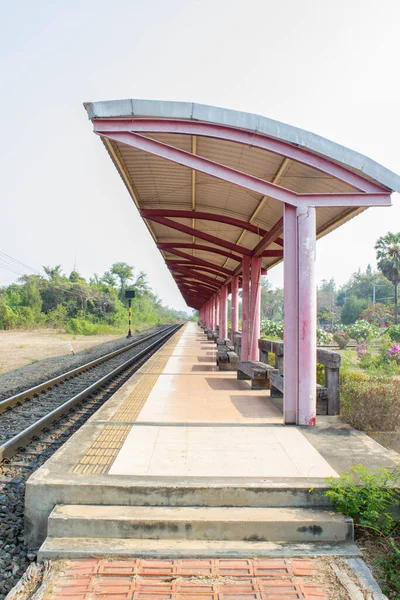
left=346, top=320, right=379, bottom=342
left=261, top=320, right=284, bottom=340
left=340, top=371, right=400, bottom=431
left=316, top=362, right=325, bottom=385
left=379, top=540, right=400, bottom=599
left=360, top=303, right=394, bottom=327
left=325, top=465, right=400, bottom=537
left=317, top=328, right=332, bottom=345
left=333, top=332, right=349, bottom=349
left=386, top=345, right=400, bottom=363
left=386, top=324, right=400, bottom=343
left=65, top=318, right=124, bottom=335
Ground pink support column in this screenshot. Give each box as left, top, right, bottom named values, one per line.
left=231, top=276, right=239, bottom=343
left=215, top=292, right=220, bottom=333
left=241, top=256, right=251, bottom=361
left=210, top=296, right=215, bottom=330
left=297, top=206, right=317, bottom=426
left=219, top=285, right=228, bottom=339
left=283, top=204, right=298, bottom=424
left=249, top=257, right=262, bottom=360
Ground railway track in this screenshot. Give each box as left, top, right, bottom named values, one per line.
left=0, top=323, right=181, bottom=461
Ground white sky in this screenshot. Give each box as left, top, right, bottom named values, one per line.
left=1, top=0, right=399, bottom=311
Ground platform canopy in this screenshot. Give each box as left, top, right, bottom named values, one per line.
left=84, top=99, right=400, bottom=310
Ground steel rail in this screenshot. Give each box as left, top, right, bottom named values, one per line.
left=0, top=324, right=182, bottom=460
left=0, top=325, right=176, bottom=414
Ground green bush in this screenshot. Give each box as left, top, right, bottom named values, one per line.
left=317, top=328, right=332, bottom=345
left=325, top=465, right=399, bottom=537
left=333, top=332, right=349, bottom=349
left=379, top=540, right=400, bottom=599
left=65, top=318, right=124, bottom=336
left=316, top=363, right=325, bottom=385
left=261, top=320, right=284, bottom=340
left=340, top=370, right=400, bottom=431
left=325, top=466, right=400, bottom=598
left=386, top=324, right=400, bottom=343
left=346, top=320, right=380, bottom=342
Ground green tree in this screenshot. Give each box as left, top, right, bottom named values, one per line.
left=101, top=270, right=116, bottom=287
left=69, top=270, right=86, bottom=284
left=43, top=265, right=63, bottom=280
left=111, top=262, right=134, bottom=301
left=317, top=278, right=339, bottom=329
left=341, top=295, right=369, bottom=325
left=375, top=232, right=400, bottom=324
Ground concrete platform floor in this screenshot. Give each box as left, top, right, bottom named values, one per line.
left=25, top=322, right=399, bottom=549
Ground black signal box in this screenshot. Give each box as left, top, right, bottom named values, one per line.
left=125, top=290, right=136, bottom=299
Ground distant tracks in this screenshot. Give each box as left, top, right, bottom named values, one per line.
left=0, top=324, right=181, bottom=460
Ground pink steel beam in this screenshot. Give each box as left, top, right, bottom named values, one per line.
left=283, top=204, right=298, bottom=424
left=262, top=249, right=283, bottom=257
left=175, top=279, right=217, bottom=294
left=142, top=210, right=270, bottom=238
left=298, top=206, right=317, bottom=426
left=241, top=256, right=251, bottom=361
left=249, top=257, right=262, bottom=360
left=231, top=275, right=239, bottom=343
left=94, top=119, right=387, bottom=194
left=96, top=130, right=391, bottom=207
left=253, top=218, right=284, bottom=257
left=175, top=278, right=218, bottom=294
left=176, top=281, right=214, bottom=295
left=161, top=247, right=233, bottom=275
left=144, top=215, right=252, bottom=255
left=171, top=267, right=221, bottom=288
left=166, top=262, right=226, bottom=279
left=158, top=243, right=242, bottom=263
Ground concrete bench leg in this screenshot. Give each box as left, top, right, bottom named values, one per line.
left=237, top=371, right=251, bottom=381
left=270, top=385, right=283, bottom=397
left=251, top=379, right=269, bottom=390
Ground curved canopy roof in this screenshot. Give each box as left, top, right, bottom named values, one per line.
left=84, top=99, right=400, bottom=309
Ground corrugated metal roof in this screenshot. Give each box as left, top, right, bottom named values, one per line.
left=85, top=99, right=400, bottom=308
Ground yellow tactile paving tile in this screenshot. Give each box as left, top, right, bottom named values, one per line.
left=73, top=327, right=184, bottom=474
left=74, top=426, right=131, bottom=474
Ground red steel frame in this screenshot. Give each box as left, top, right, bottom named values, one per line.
left=231, top=276, right=239, bottom=343
left=91, top=116, right=393, bottom=426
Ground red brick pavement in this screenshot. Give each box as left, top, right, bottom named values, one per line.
left=48, top=558, right=331, bottom=600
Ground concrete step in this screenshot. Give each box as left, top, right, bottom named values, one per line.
left=38, top=536, right=361, bottom=561
left=48, top=505, right=353, bottom=543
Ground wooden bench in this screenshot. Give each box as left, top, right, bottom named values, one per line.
left=217, top=349, right=239, bottom=371
left=270, top=373, right=329, bottom=402
left=237, top=361, right=278, bottom=390
left=216, top=337, right=234, bottom=351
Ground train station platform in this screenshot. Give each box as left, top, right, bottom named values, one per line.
left=25, top=322, right=399, bottom=558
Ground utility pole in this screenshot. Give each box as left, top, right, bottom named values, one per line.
left=125, top=290, right=136, bottom=338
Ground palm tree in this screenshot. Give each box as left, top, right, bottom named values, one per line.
left=111, top=262, right=134, bottom=300
left=375, top=232, right=400, bottom=324
left=43, top=265, right=63, bottom=280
